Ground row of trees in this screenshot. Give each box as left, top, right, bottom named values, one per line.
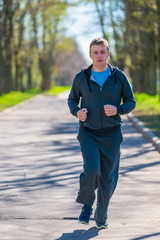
left=0, top=0, right=84, bottom=95
left=1, top=0, right=159, bottom=95
left=84, top=0, right=160, bottom=95
left=120, top=0, right=160, bottom=95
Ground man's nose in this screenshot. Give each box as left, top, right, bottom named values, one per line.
left=97, top=53, right=102, bottom=57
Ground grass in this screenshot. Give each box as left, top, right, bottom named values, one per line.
left=45, top=86, right=71, bottom=96
left=0, top=86, right=71, bottom=112
left=133, top=93, right=160, bottom=138
left=0, top=91, right=37, bottom=111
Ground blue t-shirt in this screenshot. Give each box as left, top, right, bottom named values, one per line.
left=91, top=66, right=111, bottom=87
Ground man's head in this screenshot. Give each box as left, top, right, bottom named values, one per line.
left=89, top=38, right=110, bottom=69
left=89, top=38, right=109, bottom=53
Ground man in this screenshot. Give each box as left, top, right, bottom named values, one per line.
left=67, top=38, right=135, bottom=229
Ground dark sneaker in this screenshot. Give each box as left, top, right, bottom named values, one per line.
left=96, top=222, right=108, bottom=229
left=78, top=205, right=92, bottom=225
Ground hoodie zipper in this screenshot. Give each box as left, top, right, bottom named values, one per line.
left=83, top=66, right=117, bottom=129
left=100, top=86, right=103, bottom=128
left=88, top=80, right=104, bottom=128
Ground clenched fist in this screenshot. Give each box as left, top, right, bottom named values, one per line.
left=104, top=104, right=117, bottom=116
left=77, top=108, right=88, bottom=122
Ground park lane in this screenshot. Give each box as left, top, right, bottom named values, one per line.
left=0, top=93, right=160, bottom=240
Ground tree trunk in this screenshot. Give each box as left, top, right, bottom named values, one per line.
left=26, top=65, right=32, bottom=90
left=0, top=40, right=5, bottom=95
left=94, top=0, right=107, bottom=39
left=157, top=0, right=160, bottom=100
left=39, top=57, right=52, bottom=90
left=0, top=0, right=13, bottom=94
left=144, top=30, right=157, bottom=95
left=3, top=0, right=13, bottom=93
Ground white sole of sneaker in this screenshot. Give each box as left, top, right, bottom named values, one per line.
left=78, top=218, right=89, bottom=225
left=96, top=224, right=108, bottom=229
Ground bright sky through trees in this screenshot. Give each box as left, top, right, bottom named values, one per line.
left=64, top=2, right=106, bottom=62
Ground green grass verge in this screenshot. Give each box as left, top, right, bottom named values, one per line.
left=45, top=86, right=71, bottom=96
left=0, top=91, right=36, bottom=111
left=0, top=86, right=71, bottom=112
left=133, top=93, right=160, bottom=138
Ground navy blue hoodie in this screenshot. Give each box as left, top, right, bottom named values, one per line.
left=68, top=64, right=136, bottom=130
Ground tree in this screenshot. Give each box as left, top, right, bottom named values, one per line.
left=156, top=0, right=160, bottom=100
left=0, top=0, right=14, bottom=94
left=81, top=0, right=159, bottom=95
left=121, top=0, right=158, bottom=94
left=12, top=0, right=31, bottom=91
left=0, top=0, right=71, bottom=94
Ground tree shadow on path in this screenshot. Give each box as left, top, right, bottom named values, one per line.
left=56, top=227, right=102, bottom=240
left=130, top=232, right=160, bottom=240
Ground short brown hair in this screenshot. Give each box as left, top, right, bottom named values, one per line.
left=89, top=38, right=109, bottom=53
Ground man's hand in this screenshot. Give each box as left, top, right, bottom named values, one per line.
left=104, top=104, right=117, bottom=116
left=77, top=108, right=88, bottom=122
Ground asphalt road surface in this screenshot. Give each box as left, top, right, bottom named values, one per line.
left=0, top=93, right=160, bottom=240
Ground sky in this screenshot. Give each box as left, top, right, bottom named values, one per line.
left=64, top=2, right=104, bottom=63
left=63, top=1, right=122, bottom=64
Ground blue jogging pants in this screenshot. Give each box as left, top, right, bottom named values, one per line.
left=76, top=124, right=123, bottom=224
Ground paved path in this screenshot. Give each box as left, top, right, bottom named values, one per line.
left=0, top=93, right=160, bottom=240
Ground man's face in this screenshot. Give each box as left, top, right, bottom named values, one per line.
left=89, top=44, right=109, bottom=67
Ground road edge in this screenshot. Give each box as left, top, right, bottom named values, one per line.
left=127, top=113, right=160, bottom=153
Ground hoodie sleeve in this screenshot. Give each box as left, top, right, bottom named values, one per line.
left=67, top=73, right=82, bottom=117
left=116, top=71, right=136, bottom=114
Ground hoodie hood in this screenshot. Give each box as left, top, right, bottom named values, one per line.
left=81, top=64, right=117, bottom=93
